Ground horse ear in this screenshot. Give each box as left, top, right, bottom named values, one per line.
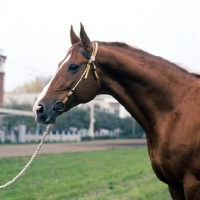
left=80, top=23, right=92, bottom=50
left=70, top=25, right=80, bottom=44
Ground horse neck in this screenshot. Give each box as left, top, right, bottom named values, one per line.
left=97, top=43, right=193, bottom=133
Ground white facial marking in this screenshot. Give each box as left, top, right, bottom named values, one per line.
left=59, top=54, right=71, bottom=69
left=32, top=84, right=50, bottom=115
left=32, top=53, right=72, bottom=115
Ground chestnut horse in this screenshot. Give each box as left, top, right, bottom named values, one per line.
left=33, top=24, right=200, bottom=199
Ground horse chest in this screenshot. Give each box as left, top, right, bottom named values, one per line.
left=149, top=149, right=184, bottom=184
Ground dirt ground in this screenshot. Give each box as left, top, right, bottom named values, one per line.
left=0, top=139, right=147, bottom=158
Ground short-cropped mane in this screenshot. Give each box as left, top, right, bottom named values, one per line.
left=97, top=41, right=131, bottom=49
left=97, top=41, right=192, bottom=76
left=97, top=41, right=155, bottom=57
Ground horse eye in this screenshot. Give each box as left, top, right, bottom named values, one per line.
left=68, top=64, right=80, bottom=73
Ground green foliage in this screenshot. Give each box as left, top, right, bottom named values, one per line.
left=0, top=147, right=170, bottom=199
left=12, top=76, right=51, bottom=93
left=5, top=100, right=32, bottom=111
left=52, top=107, right=90, bottom=131
left=3, top=102, right=36, bottom=130
left=3, top=101, right=144, bottom=138
left=120, top=117, right=144, bottom=138
left=94, top=111, right=121, bottom=130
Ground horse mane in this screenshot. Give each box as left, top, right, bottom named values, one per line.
left=97, top=41, right=190, bottom=75
left=191, top=73, right=200, bottom=79
left=97, top=41, right=130, bottom=49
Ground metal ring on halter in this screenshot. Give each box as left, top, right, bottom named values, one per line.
left=54, top=100, right=66, bottom=112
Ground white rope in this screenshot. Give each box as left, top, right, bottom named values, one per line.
left=0, top=124, right=52, bottom=189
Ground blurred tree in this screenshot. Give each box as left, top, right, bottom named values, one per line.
left=5, top=100, right=32, bottom=111
left=120, top=117, right=144, bottom=138
left=12, top=76, right=51, bottom=93
left=3, top=101, right=144, bottom=138
left=94, top=111, right=121, bottom=130
left=3, top=102, right=37, bottom=131
left=51, top=107, right=90, bottom=131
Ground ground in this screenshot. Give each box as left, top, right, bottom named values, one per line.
left=0, top=139, right=146, bottom=157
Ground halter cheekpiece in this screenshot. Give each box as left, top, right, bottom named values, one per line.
left=54, top=42, right=100, bottom=112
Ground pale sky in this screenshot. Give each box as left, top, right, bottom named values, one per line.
left=0, top=0, right=200, bottom=92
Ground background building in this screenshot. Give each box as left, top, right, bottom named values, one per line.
left=0, top=49, right=6, bottom=107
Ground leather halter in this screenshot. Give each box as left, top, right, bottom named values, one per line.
left=54, top=42, right=100, bottom=112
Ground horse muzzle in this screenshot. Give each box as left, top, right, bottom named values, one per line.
left=34, top=103, right=59, bottom=124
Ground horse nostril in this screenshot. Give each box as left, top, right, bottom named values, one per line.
left=36, top=104, right=44, bottom=117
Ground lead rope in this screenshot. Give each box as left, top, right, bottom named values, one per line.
left=0, top=124, right=52, bottom=189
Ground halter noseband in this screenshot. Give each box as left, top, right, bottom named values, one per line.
left=54, top=42, right=100, bottom=112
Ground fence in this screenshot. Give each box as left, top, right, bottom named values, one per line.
left=0, top=127, right=120, bottom=143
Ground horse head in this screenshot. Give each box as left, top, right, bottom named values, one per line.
left=33, top=23, right=100, bottom=124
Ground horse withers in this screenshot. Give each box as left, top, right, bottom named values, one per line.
left=33, top=23, right=200, bottom=200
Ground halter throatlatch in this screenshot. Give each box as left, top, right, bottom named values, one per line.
left=54, top=42, right=100, bottom=112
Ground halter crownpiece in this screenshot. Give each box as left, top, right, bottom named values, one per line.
left=54, top=42, right=100, bottom=112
